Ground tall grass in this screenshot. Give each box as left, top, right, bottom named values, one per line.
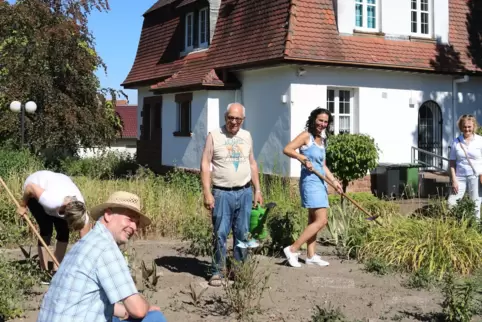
left=358, top=215, right=482, bottom=278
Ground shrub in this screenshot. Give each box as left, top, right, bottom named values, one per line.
left=0, top=148, right=44, bottom=178
left=266, top=205, right=307, bottom=254
left=358, top=216, right=482, bottom=279
left=326, top=133, right=380, bottom=193
left=60, top=150, right=139, bottom=179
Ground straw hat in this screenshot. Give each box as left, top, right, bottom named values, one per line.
left=89, top=191, right=151, bottom=229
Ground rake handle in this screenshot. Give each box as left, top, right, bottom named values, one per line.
left=0, top=177, right=60, bottom=268
left=311, top=169, right=383, bottom=226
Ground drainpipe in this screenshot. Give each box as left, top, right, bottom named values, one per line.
left=452, top=75, right=469, bottom=138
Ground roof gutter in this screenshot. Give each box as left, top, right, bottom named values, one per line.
left=452, top=75, right=470, bottom=138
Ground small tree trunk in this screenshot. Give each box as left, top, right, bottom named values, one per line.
left=340, top=180, right=349, bottom=205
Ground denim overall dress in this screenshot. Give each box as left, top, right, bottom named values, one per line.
left=299, top=134, right=329, bottom=209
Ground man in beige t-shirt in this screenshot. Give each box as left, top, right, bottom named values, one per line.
left=200, top=102, right=263, bottom=287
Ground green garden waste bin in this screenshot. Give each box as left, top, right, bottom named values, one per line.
left=398, top=163, right=421, bottom=198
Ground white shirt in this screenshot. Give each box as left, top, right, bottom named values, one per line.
left=23, top=170, right=86, bottom=220
left=449, top=134, right=482, bottom=177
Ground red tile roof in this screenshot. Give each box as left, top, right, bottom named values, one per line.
left=285, top=0, right=480, bottom=73
left=123, top=0, right=481, bottom=91
left=150, top=51, right=227, bottom=91
left=116, top=105, right=138, bottom=138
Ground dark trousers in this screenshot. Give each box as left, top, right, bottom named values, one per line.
left=27, top=198, right=69, bottom=246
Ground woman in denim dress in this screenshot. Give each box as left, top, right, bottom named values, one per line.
left=282, top=108, right=343, bottom=268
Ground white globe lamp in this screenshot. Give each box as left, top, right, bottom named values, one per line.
left=25, top=101, right=37, bottom=114
left=9, top=101, right=21, bottom=113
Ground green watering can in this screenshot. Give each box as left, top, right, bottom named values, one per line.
left=249, top=202, right=277, bottom=240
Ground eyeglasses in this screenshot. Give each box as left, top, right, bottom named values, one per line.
left=227, top=116, right=244, bottom=123
left=462, top=114, right=474, bottom=118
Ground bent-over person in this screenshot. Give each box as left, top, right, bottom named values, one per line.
left=17, top=170, right=91, bottom=279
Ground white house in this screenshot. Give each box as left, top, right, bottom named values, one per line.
left=121, top=0, right=482, bottom=192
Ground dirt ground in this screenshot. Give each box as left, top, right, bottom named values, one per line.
left=7, top=239, right=451, bottom=322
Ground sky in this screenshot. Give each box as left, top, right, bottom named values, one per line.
left=6, top=0, right=155, bottom=105
left=88, top=2, right=154, bottom=104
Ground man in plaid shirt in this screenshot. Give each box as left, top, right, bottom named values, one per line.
left=37, top=191, right=167, bottom=322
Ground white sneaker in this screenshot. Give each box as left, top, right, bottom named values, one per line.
left=283, top=246, right=301, bottom=267
left=305, top=254, right=330, bottom=266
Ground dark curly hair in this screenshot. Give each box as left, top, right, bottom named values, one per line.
left=305, top=107, right=333, bottom=138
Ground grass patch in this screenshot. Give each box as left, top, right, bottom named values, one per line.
left=358, top=215, right=482, bottom=279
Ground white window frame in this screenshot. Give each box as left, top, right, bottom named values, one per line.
left=198, top=7, right=209, bottom=48
left=326, top=88, right=355, bottom=135
left=184, top=12, right=194, bottom=51
left=410, top=0, right=432, bottom=37
left=354, top=0, right=378, bottom=32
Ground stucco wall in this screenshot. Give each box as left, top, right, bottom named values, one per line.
left=336, top=0, right=449, bottom=43
left=237, top=65, right=481, bottom=177
left=135, top=66, right=482, bottom=178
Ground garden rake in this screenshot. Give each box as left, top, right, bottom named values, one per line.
left=311, top=169, right=383, bottom=227
left=0, top=177, right=60, bottom=268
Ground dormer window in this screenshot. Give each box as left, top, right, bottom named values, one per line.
left=185, top=12, right=194, bottom=51
left=199, top=7, right=209, bottom=48
left=355, top=0, right=377, bottom=31
left=411, top=0, right=431, bottom=36
left=182, top=6, right=210, bottom=55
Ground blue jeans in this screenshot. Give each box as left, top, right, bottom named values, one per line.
left=112, top=311, right=167, bottom=322
left=211, top=187, right=253, bottom=276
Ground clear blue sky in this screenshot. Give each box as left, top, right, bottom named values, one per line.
left=88, top=2, right=154, bottom=104
left=6, top=0, right=154, bottom=104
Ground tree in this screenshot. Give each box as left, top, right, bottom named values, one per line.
left=326, top=133, right=380, bottom=193
left=0, top=0, right=124, bottom=156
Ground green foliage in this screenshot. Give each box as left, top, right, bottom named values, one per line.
left=59, top=150, right=139, bottom=179
left=404, top=267, right=437, bottom=290
left=0, top=148, right=43, bottom=178
left=181, top=215, right=213, bottom=257
left=326, top=134, right=380, bottom=192
left=359, top=215, right=482, bottom=279
left=0, top=249, right=46, bottom=320
left=266, top=206, right=307, bottom=253
left=441, top=269, right=476, bottom=322
left=329, top=192, right=400, bottom=215
left=311, top=303, right=347, bottom=322
left=363, top=257, right=391, bottom=276
left=326, top=204, right=371, bottom=258
left=0, top=0, right=122, bottom=154
left=477, top=126, right=482, bottom=136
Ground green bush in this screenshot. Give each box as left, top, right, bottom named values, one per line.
left=326, top=133, right=380, bottom=193
left=0, top=148, right=44, bottom=178
left=266, top=205, right=307, bottom=254
left=60, top=150, right=139, bottom=179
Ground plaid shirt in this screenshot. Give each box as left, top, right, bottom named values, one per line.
left=37, top=222, right=138, bottom=322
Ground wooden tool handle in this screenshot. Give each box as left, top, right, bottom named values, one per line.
left=0, top=177, right=60, bottom=268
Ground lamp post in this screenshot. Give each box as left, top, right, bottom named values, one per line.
left=9, top=100, right=37, bottom=146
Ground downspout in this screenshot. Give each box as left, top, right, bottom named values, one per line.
left=452, top=75, right=469, bottom=138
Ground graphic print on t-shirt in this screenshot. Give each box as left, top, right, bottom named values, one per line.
left=224, top=137, right=247, bottom=171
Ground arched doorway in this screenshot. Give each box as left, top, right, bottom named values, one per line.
left=418, top=101, right=443, bottom=168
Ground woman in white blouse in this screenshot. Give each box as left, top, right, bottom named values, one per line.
left=448, top=114, right=482, bottom=220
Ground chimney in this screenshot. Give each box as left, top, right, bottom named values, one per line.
left=209, top=0, right=222, bottom=42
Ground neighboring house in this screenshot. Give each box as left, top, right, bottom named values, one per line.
left=121, top=0, right=482, bottom=191
left=78, top=101, right=138, bottom=158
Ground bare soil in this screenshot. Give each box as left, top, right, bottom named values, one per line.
left=8, top=239, right=451, bottom=322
